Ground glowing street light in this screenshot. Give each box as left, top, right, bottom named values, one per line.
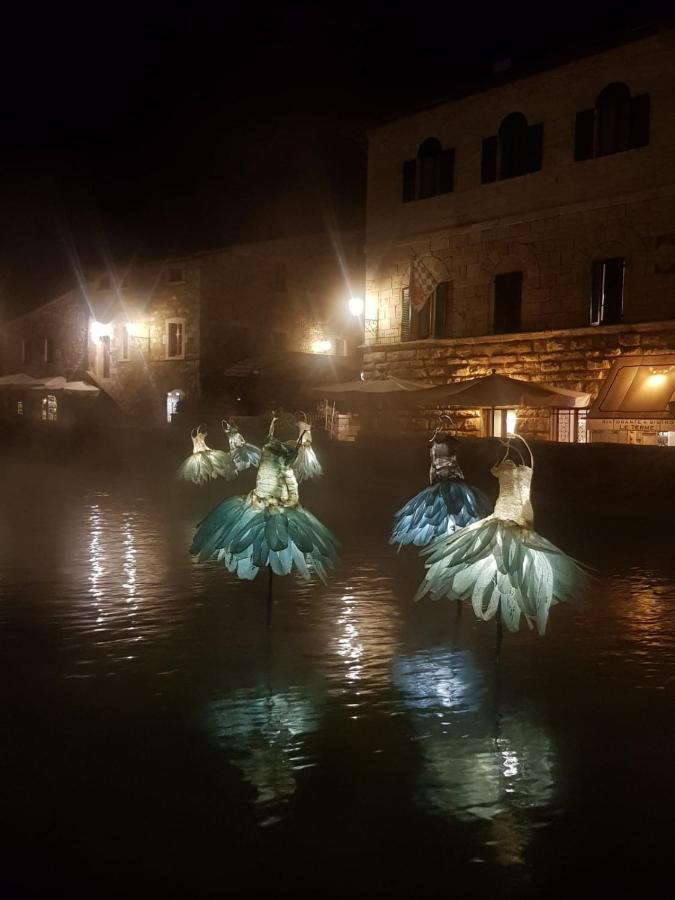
left=348, top=296, right=364, bottom=317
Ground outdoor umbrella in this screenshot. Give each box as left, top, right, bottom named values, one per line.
left=396, top=373, right=590, bottom=409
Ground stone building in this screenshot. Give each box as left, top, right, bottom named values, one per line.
left=0, top=232, right=363, bottom=424
left=362, top=29, right=675, bottom=442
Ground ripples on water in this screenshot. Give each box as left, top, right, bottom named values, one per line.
left=1, top=450, right=674, bottom=896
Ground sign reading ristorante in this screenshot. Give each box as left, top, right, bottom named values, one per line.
left=588, top=418, right=675, bottom=431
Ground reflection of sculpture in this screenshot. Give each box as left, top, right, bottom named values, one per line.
left=191, top=414, right=339, bottom=581
left=393, top=647, right=557, bottom=865
left=176, top=425, right=235, bottom=485
left=206, top=687, right=318, bottom=820
left=416, top=435, right=589, bottom=634
left=222, top=419, right=261, bottom=473
left=391, top=419, right=489, bottom=548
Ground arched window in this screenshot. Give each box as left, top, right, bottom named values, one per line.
left=402, top=138, right=455, bottom=202
left=574, top=83, right=650, bottom=161
left=481, top=114, right=543, bottom=184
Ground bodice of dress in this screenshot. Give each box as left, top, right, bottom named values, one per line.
left=429, top=435, right=464, bottom=484
left=297, top=422, right=312, bottom=446
left=252, top=438, right=299, bottom=507
left=226, top=426, right=245, bottom=453
left=491, top=459, right=534, bottom=527
left=192, top=431, right=210, bottom=454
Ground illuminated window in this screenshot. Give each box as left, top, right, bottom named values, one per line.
left=41, top=394, right=57, bottom=422
left=493, top=271, right=523, bottom=334
left=166, top=319, right=185, bottom=359
left=491, top=409, right=516, bottom=438
left=590, top=258, right=625, bottom=325
left=554, top=409, right=588, bottom=443
left=16, top=401, right=23, bottom=416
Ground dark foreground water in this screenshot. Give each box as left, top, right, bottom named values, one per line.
left=1, top=433, right=674, bottom=898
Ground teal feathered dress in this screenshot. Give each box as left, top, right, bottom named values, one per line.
left=191, top=432, right=339, bottom=582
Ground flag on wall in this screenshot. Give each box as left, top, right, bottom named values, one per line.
left=409, top=254, right=438, bottom=312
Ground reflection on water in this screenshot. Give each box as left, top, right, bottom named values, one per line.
left=394, top=647, right=556, bottom=865
left=1, top=450, right=675, bottom=895
left=207, top=686, right=319, bottom=825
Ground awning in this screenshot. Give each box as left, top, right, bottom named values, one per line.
left=0, top=373, right=100, bottom=396
left=0, top=373, right=46, bottom=388
left=588, top=354, right=675, bottom=422
left=312, top=375, right=434, bottom=396
left=397, top=373, right=590, bottom=409
left=224, top=351, right=359, bottom=383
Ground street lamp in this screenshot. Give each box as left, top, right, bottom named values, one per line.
left=348, top=296, right=378, bottom=343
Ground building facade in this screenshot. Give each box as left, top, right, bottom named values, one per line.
left=363, top=30, right=675, bottom=441
left=0, top=232, right=363, bottom=424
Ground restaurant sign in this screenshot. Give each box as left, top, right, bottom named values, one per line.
left=588, top=417, right=675, bottom=432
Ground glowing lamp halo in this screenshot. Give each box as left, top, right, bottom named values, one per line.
left=348, top=296, right=364, bottom=317
left=310, top=339, right=332, bottom=354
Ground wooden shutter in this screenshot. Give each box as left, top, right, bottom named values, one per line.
left=432, top=282, right=450, bottom=337
left=402, top=159, right=416, bottom=202
left=439, top=148, right=455, bottom=194
left=481, top=136, right=498, bottom=183
left=602, top=258, right=625, bottom=324
left=400, top=287, right=411, bottom=341
left=574, top=109, right=595, bottom=161
left=527, top=123, right=543, bottom=172
left=590, top=260, right=603, bottom=325
left=629, top=94, right=650, bottom=149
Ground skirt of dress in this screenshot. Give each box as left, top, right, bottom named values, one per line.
left=391, top=480, right=490, bottom=548
left=232, top=443, right=262, bottom=473
left=415, top=515, right=590, bottom=634
left=176, top=449, right=236, bottom=485
left=292, top=445, right=322, bottom=482
left=191, top=495, right=340, bottom=582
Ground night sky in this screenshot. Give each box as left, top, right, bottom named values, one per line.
left=0, top=2, right=671, bottom=316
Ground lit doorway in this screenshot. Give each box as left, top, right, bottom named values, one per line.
left=166, top=389, right=185, bottom=423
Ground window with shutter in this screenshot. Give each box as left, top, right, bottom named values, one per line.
left=481, top=136, right=498, bottom=183
left=439, top=149, right=455, bottom=194
left=493, top=272, right=523, bottom=334
left=418, top=138, right=442, bottom=199
left=590, top=258, right=625, bottom=325
left=629, top=94, right=650, bottom=149
left=432, top=282, right=450, bottom=338
left=575, top=109, right=595, bottom=161
left=580, top=83, right=649, bottom=161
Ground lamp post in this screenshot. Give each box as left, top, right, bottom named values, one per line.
left=348, top=296, right=378, bottom=344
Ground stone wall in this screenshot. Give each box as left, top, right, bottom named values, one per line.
left=361, top=320, right=675, bottom=438
left=365, top=30, right=675, bottom=345
left=1, top=291, right=89, bottom=379
left=199, top=233, right=364, bottom=390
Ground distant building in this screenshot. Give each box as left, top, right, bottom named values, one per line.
left=362, top=29, right=675, bottom=443
left=0, top=232, right=364, bottom=424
